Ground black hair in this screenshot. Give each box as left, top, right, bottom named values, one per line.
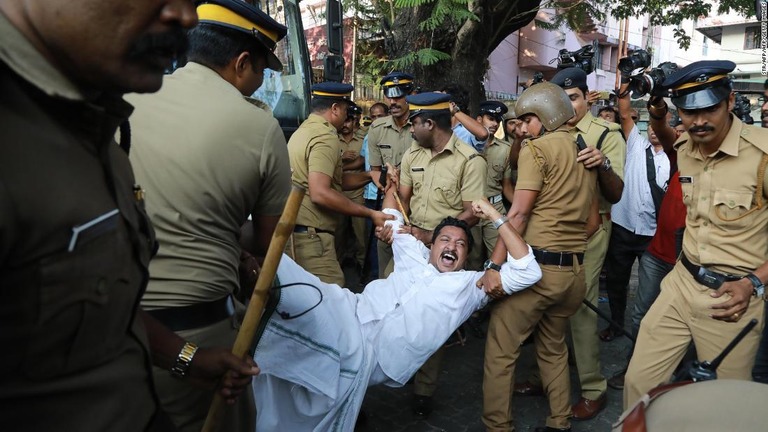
left=187, top=24, right=269, bottom=70
left=431, top=217, right=473, bottom=254
left=413, top=110, right=452, bottom=131
left=440, top=83, right=470, bottom=114
left=370, top=102, right=389, bottom=115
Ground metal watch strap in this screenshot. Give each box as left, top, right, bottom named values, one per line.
left=492, top=216, right=508, bottom=229
left=745, top=273, right=765, bottom=297
left=601, top=157, right=612, bottom=172
left=170, top=341, right=198, bottom=378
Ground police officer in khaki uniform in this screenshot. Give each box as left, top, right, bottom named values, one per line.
left=336, top=102, right=368, bottom=276
left=625, top=60, right=768, bottom=409
left=390, top=92, right=487, bottom=418
left=514, top=68, right=626, bottom=420
left=128, top=2, right=291, bottom=430
left=471, top=101, right=515, bottom=265
left=369, top=72, right=417, bottom=277
left=288, top=82, right=392, bottom=286
left=481, top=82, right=598, bottom=432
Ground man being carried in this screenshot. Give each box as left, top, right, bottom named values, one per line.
left=252, top=184, right=541, bottom=432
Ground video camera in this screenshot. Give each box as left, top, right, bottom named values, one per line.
left=555, top=43, right=596, bottom=75
left=532, top=71, right=544, bottom=85
left=618, top=50, right=679, bottom=99
left=732, top=93, right=754, bottom=124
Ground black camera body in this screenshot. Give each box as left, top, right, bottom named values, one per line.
left=733, top=93, right=754, bottom=124
left=532, top=71, right=544, bottom=85
left=622, top=52, right=678, bottom=99
left=556, top=44, right=596, bottom=75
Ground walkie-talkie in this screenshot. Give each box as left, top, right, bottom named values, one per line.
left=576, top=135, right=587, bottom=152
left=379, top=166, right=388, bottom=190
left=673, top=318, right=758, bottom=382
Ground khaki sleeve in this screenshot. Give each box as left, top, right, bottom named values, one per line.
left=253, top=120, right=292, bottom=216
left=400, top=151, right=414, bottom=187
left=368, top=127, right=383, bottom=167
left=307, top=133, right=341, bottom=178
left=515, top=144, right=544, bottom=192
left=601, top=131, right=626, bottom=180
left=459, top=156, right=487, bottom=201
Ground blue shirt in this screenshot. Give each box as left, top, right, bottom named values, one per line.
left=361, top=135, right=378, bottom=200
left=452, top=123, right=485, bottom=152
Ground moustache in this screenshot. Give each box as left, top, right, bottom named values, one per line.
left=688, top=125, right=715, bottom=134
left=128, top=27, right=188, bottom=60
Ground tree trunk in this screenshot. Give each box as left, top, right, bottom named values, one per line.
left=384, top=0, right=540, bottom=113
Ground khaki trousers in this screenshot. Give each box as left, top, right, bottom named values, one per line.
left=483, top=262, right=586, bottom=431
left=528, top=216, right=610, bottom=399
left=377, top=239, right=394, bottom=279
left=288, top=230, right=345, bottom=286
left=336, top=195, right=367, bottom=267
left=624, top=263, right=764, bottom=409
left=152, top=318, right=254, bottom=432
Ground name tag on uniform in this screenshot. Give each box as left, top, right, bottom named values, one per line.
left=412, top=167, right=425, bottom=172
left=679, top=176, right=693, bottom=184
left=378, top=144, right=391, bottom=149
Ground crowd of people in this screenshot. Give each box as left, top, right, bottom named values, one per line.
left=3, top=0, right=768, bottom=431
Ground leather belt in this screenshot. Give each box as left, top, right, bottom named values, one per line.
left=294, top=225, right=333, bottom=235
left=147, top=296, right=232, bottom=332
left=680, top=253, right=742, bottom=290
left=488, top=194, right=503, bottom=205
left=532, top=248, right=584, bottom=267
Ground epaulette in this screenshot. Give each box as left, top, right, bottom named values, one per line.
left=592, top=117, right=621, bottom=132
left=673, top=133, right=689, bottom=151
left=493, top=138, right=511, bottom=148
left=740, top=124, right=768, bottom=155
left=455, top=140, right=480, bottom=160
left=369, top=116, right=390, bottom=129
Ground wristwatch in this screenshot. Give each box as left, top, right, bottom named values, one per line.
left=745, top=273, right=765, bottom=298
left=170, top=341, right=198, bottom=378
left=483, top=259, right=502, bottom=272
left=601, top=157, right=612, bottom=172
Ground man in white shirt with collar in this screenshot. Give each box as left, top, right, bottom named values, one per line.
left=252, top=182, right=541, bottom=431
left=600, top=80, right=671, bottom=342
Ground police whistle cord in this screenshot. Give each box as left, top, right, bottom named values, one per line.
left=675, top=318, right=758, bottom=383
left=580, top=299, right=636, bottom=343
left=202, top=184, right=305, bottom=432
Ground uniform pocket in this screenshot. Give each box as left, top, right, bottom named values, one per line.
left=713, top=188, right=756, bottom=228
left=433, top=176, right=459, bottom=205
left=26, top=224, right=135, bottom=379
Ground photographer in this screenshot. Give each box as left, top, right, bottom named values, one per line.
left=600, top=59, right=672, bottom=346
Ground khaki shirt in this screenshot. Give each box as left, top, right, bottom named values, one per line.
left=289, top=113, right=343, bottom=232
left=128, top=63, right=291, bottom=308
left=571, top=112, right=626, bottom=214
left=483, top=138, right=513, bottom=198
left=675, top=117, right=768, bottom=275
left=340, top=132, right=365, bottom=201
left=517, top=129, right=598, bottom=252
left=400, top=134, right=487, bottom=230
left=367, top=115, right=413, bottom=167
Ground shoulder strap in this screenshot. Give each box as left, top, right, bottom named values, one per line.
left=645, top=146, right=666, bottom=219
left=596, top=127, right=611, bottom=151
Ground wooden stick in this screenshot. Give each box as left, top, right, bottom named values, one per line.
left=201, top=185, right=305, bottom=432
left=393, top=191, right=410, bottom=226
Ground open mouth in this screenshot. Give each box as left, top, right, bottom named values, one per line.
left=440, top=250, right=457, bottom=266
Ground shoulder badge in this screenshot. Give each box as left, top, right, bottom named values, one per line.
left=741, top=124, right=768, bottom=155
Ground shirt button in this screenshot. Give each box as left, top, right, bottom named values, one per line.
left=728, top=200, right=735, bottom=206
left=703, top=167, right=708, bottom=172
left=701, top=196, right=707, bottom=201
left=96, top=278, right=109, bottom=295
left=703, top=221, right=709, bottom=226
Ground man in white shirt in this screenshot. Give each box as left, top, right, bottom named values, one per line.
left=600, top=83, right=671, bottom=342
left=252, top=184, right=541, bottom=431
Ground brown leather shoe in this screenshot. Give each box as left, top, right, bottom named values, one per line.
left=513, top=381, right=544, bottom=397
left=571, top=393, right=607, bottom=421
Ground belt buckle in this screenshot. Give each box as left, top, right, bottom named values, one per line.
left=696, top=268, right=724, bottom=289
left=558, top=252, right=563, bottom=269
